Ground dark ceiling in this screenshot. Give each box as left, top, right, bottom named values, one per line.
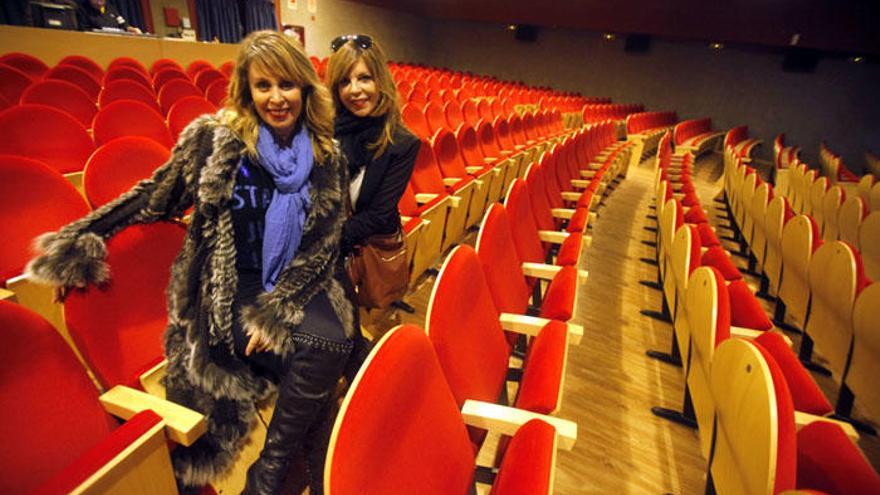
left=349, top=0, right=880, bottom=56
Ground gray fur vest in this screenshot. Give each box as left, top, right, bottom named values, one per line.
left=26, top=115, right=355, bottom=487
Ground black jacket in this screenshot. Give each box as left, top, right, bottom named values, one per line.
left=77, top=1, right=128, bottom=30
left=341, top=124, right=419, bottom=254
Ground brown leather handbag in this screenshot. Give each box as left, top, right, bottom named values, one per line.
left=346, top=228, right=409, bottom=309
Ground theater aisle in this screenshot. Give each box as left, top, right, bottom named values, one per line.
left=551, top=154, right=705, bottom=495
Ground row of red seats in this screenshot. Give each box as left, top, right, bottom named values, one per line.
left=724, top=132, right=880, bottom=432
left=819, top=140, right=861, bottom=183
left=336, top=119, right=637, bottom=492
left=582, top=103, right=644, bottom=124
left=649, top=131, right=880, bottom=493
left=671, top=117, right=724, bottom=156
left=0, top=106, right=635, bottom=495
left=625, top=110, right=678, bottom=135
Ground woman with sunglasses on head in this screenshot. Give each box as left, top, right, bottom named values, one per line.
left=27, top=30, right=358, bottom=495
left=325, top=35, right=420, bottom=269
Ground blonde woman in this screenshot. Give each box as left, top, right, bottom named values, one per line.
left=325, top=34, right=419, bottom=259
left=27, top=30, right=357, bottom=494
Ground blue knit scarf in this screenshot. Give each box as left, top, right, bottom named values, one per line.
left=255, top=124, right=314, bottom=291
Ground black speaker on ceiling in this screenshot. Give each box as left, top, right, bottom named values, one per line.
left=624, top=34, right=651, bottom=53
left=514, top=24, right=538, bottom=42
left=782, top=47, right=820, bottom=73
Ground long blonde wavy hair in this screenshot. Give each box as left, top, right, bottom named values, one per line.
left=224, top=30, right=336, bottom=163
left=324, top=36, right=402, bottom=159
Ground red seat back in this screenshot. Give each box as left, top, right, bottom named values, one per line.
left=99, top=80, right=160, bottom=113
left=475, top=204, right=531, bottom=314
left=326, top=325, right=476, bottom=495
left=504, top=179, right=549, bottom=263
left=432, top=129, right=469, bottom=178
left=427, top=245, right=511, bottom=407
left=0, top=63, right=33, bottom=103
left=167, top=96, right=217, bottom=141
left=194, top=68, right=226, bottom=93
left=64, top=222, right=186, bottom=389
left=0, top=52, right=48, bottom=79
left=205, top=78, right=229, bottom=106
left=83, top=136, right=171, bottom=208
left=45, top=65, right=101, bottom=100
left=93, top=100, right=174, bottom=149
left=0, top=301, right=115, bottom=495
left=20, top=80, right=97, bottom=128
left=58, top=55, right=104, bottom=82
left=152, top=68, right=190, bottom=93
left=158, top=79, right=202, bottom=115
left=0, top=104, right=96, bottom=174
left=103, top=67, right=153, bottom=91
left=401, top=103, right=432, bottom=140
left=0, top=156, right=90, bottom=284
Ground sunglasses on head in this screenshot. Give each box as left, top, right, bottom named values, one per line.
left=330, top=34, right=373, bottom=52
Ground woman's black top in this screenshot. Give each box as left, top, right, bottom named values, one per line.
left=335, top=109, right=420, bottom=255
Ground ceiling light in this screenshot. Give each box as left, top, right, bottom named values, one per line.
left=507, top=24, right=517, bottom=31
left=851, top=56, right=864, bottom=63
left=709, top=42, right=724, bottom=50
left=603, top=33, right=615, bottom=41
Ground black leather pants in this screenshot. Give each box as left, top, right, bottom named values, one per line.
left=234, top=290, right=354, bottom=495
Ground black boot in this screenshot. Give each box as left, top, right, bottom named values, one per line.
left=243, top=333, right=352, bottom=495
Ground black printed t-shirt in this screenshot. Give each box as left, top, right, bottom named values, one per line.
left=231, top=157, right=276, bottom=274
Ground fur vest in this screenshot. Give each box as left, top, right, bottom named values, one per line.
left=26, top=114, right=355, bottom=487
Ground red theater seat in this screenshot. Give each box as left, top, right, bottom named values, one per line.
left=82, top=136, right=171, bottom=208
left=93, top=100, right=174, bottom=149
left=20, top=80, right=97, bottom=128
left=0, top=104, right=96, bottom=174
left=325, top=324, right=570, bottom=494
left=167, top=96, right=217, bottom=141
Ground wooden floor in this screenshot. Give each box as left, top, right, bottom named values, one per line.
left=362, top=150, right=880, bottom=494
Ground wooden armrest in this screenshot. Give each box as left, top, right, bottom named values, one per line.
left=551, top=208, right=575, bottom=219
left=484, top=157, right=497, bottom=163
left=500, top=150, right=513, bottom=156
left=570, top=179, right=590, bottom=188
left=100, top=385, right=207, bottom=447
left=794, top=411, right=859, bottom=442
left=465, top=166, right=483, bottom=174
left=521, top=262, right=561, bottom=280
left=730, top=326, right=763, bottom=340
left=498, top=313, right=583, bottom=345
left=522, top=262, right=588, bottom=284
left=461, top=400, right=577, bottom=450
left=0, top=287, right=14, bottom=302
left=448, top=196, right=462, bottom=208
left=561, top=192, right=582, bottom=202
left=537, top=230, right=569, bottom=244
left=414, top=193, right=438, bottom=204
left=580, top=170, right=596, bottom=178
left=442, top=178, right=460, bottom=187
left=138, top=359, right=168, bottom=398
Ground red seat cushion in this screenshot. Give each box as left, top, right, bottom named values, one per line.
left=681, top=192, right=699, bottom=207
left=538, top=266, right=577, bottom=321
left=754, top=332, right=832, bottom=415
left=31, top=410, right=163, bottom=495
left=696, top=222, right=721, bottom=247
left=555, top=234, right=582, bottom=266
left=796, top=421, right=880, bottom=494
left=685, top=205, right=709, bottom=224
left=489, top=419, right=555, bottom=495
left=727, top=279, right=773, bottom=330
left=701, top=247, right=742, bottom=281
left=565, top=207, right=589, bottom=233
left=514, top=321, right=567, bottom=413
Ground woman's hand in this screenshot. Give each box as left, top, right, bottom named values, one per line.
left=245, top=326, right=273, bottom=356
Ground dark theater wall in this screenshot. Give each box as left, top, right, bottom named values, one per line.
left=426, top=20, right=880, bottom=169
